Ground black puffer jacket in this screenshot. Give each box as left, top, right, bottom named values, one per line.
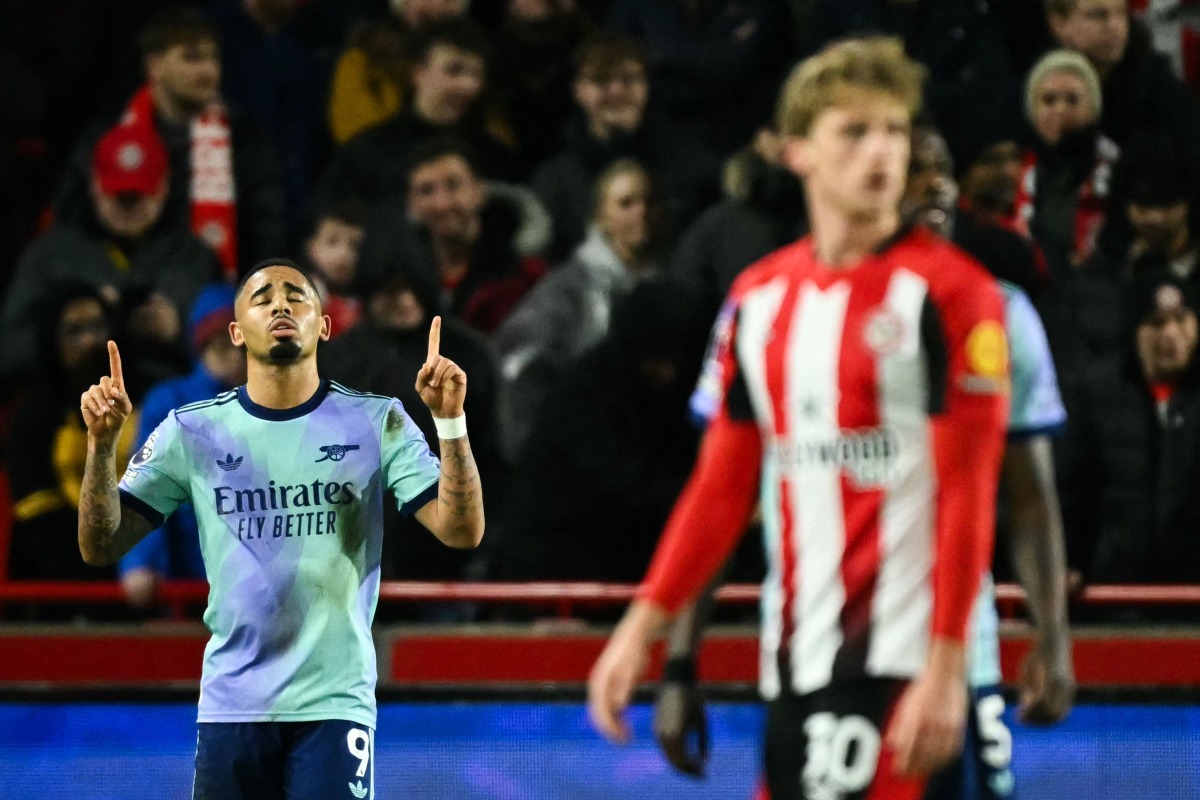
left=1060, top=353, right=1200, bottom=583
left=491, top=281, right=710, bottom=582
left=1101, top=20, right=1200, bottom=185
left=0, top=222, right=220, bottom=382
left=667, top=152, right=807, bottom=312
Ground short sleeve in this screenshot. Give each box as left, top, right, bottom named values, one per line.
left=689, top=296, right=754, bottom=426
left=118, top=412, right=190, bottom=527
left=381, top=400, right=441, bottom=516
left=1003, top=285, right=1067, bottom=438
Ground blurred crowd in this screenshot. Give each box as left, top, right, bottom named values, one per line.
left=3, top=0, right=1200, bottom=620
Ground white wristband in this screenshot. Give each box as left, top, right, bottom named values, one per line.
left=433, top=414, right=467, bottom=439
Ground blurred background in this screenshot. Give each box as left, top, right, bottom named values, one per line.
left=2, top=0, right=1200, bottom=797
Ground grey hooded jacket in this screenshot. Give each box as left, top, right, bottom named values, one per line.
left=493, top=227, right=659, bottom=459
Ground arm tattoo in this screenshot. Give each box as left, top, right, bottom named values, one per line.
left=78, top=442, right=150, bottom=564
left=436, top=435, right=484, bottom=547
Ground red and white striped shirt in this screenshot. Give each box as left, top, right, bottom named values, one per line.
left=641, top=226, right=1010, bottom=698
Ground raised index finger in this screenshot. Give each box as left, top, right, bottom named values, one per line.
left=108, top=340, right=124, bottom=389
left=427, top=316, right=441, bottom=365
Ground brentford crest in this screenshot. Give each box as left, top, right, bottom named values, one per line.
left=863, top=308, right=904, bottom=355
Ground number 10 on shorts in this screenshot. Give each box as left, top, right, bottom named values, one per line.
left=803, top=712, right=882, bottom=795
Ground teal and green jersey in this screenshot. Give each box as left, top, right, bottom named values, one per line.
left=118, top=380, right=440, bottom=727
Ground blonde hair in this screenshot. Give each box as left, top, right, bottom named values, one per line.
left=1025, top=49, right=1103, bottom=120
left=591, top=158, right=652, bottom=220
left=776, top=36, right=925, bottom=138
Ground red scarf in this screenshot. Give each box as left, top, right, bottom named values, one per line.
left=1011, top=134, right=1119, bottom=268
left=121, top=86, right=238, bottom=277
left=1149, top=380, right=1177, bottom=405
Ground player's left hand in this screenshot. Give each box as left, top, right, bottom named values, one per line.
left=886, top=668, right=967, bottom=778
left=1017, top=638, right=1075, bottom=724
left=415, top=316, right=466, bottom=418
left=654, top=680, right=709, bottom=777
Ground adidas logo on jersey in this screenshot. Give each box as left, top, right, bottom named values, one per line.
left=348, top=779, right=368, bottom=798
left=216, top=453, right=244, bottom=472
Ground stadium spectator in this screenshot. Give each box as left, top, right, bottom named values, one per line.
left=1116, top=133, right=1199, bottom=280
left=358, top=137, right=550, bottom=334
left=51, top=6, right=286, bottom=276
left=905, top=126, right=1047, bottom=305
left=800, top=0, right=1024, bottom=176
left=494, top=159, right=662, bottom=460
left=960, top=141, right=1026, bottom=232
left=667, top=127, right=807, bottom=310
left=321, top=271, right=500, bottom=590
left=605, top=0, right=791, bottom=154
left=6, top=285, right=135, bottom=582
left=1013, top=50, right=1119, bottom=277
left=1129, top=0, right=1200, bottom=82
left=0, top=0, right=150, bottom=291
left=1058, top=134, right=1200, bottom=359
left=116, top=284, right=245, bottom=610
left=492, top=0, right=594, bottom=173
left=493, top=280, right=709, bottom=583
left=1061, top=270, right=1200, bottom=584
left=304, top=201, right=369, bottom=338
left=206, top=0, right=334, bottom=245
left=327, top=0, right=470, bottom=145
left=531, top=32, right=718, bottom=259
left=1045, top=0, right=1200, bottom=180
left=1, top=124, right=220, bottom=385
left=315, top=17, right=516, bottom=209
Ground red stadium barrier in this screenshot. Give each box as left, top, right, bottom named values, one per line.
left=2, top=580, right=1199, bottom=690
left=4, top=623, right=1200, bottom=689
left=2, top=579, right=1200, bottom=618
left=379, top=629, right=1200, bottom=689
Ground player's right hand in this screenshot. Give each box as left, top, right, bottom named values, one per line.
left=416, top=316, right=467, bottom=419
left=1018, top=638, right=1076, bottom=724
left=80, top=340, right=132, bottom=442
left=654, top=681, right=709, bottom=777
left=588, top=605, right=656, bottom=745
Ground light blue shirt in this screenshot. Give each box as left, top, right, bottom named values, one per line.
left=119, top=381, right=440, bottom=726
